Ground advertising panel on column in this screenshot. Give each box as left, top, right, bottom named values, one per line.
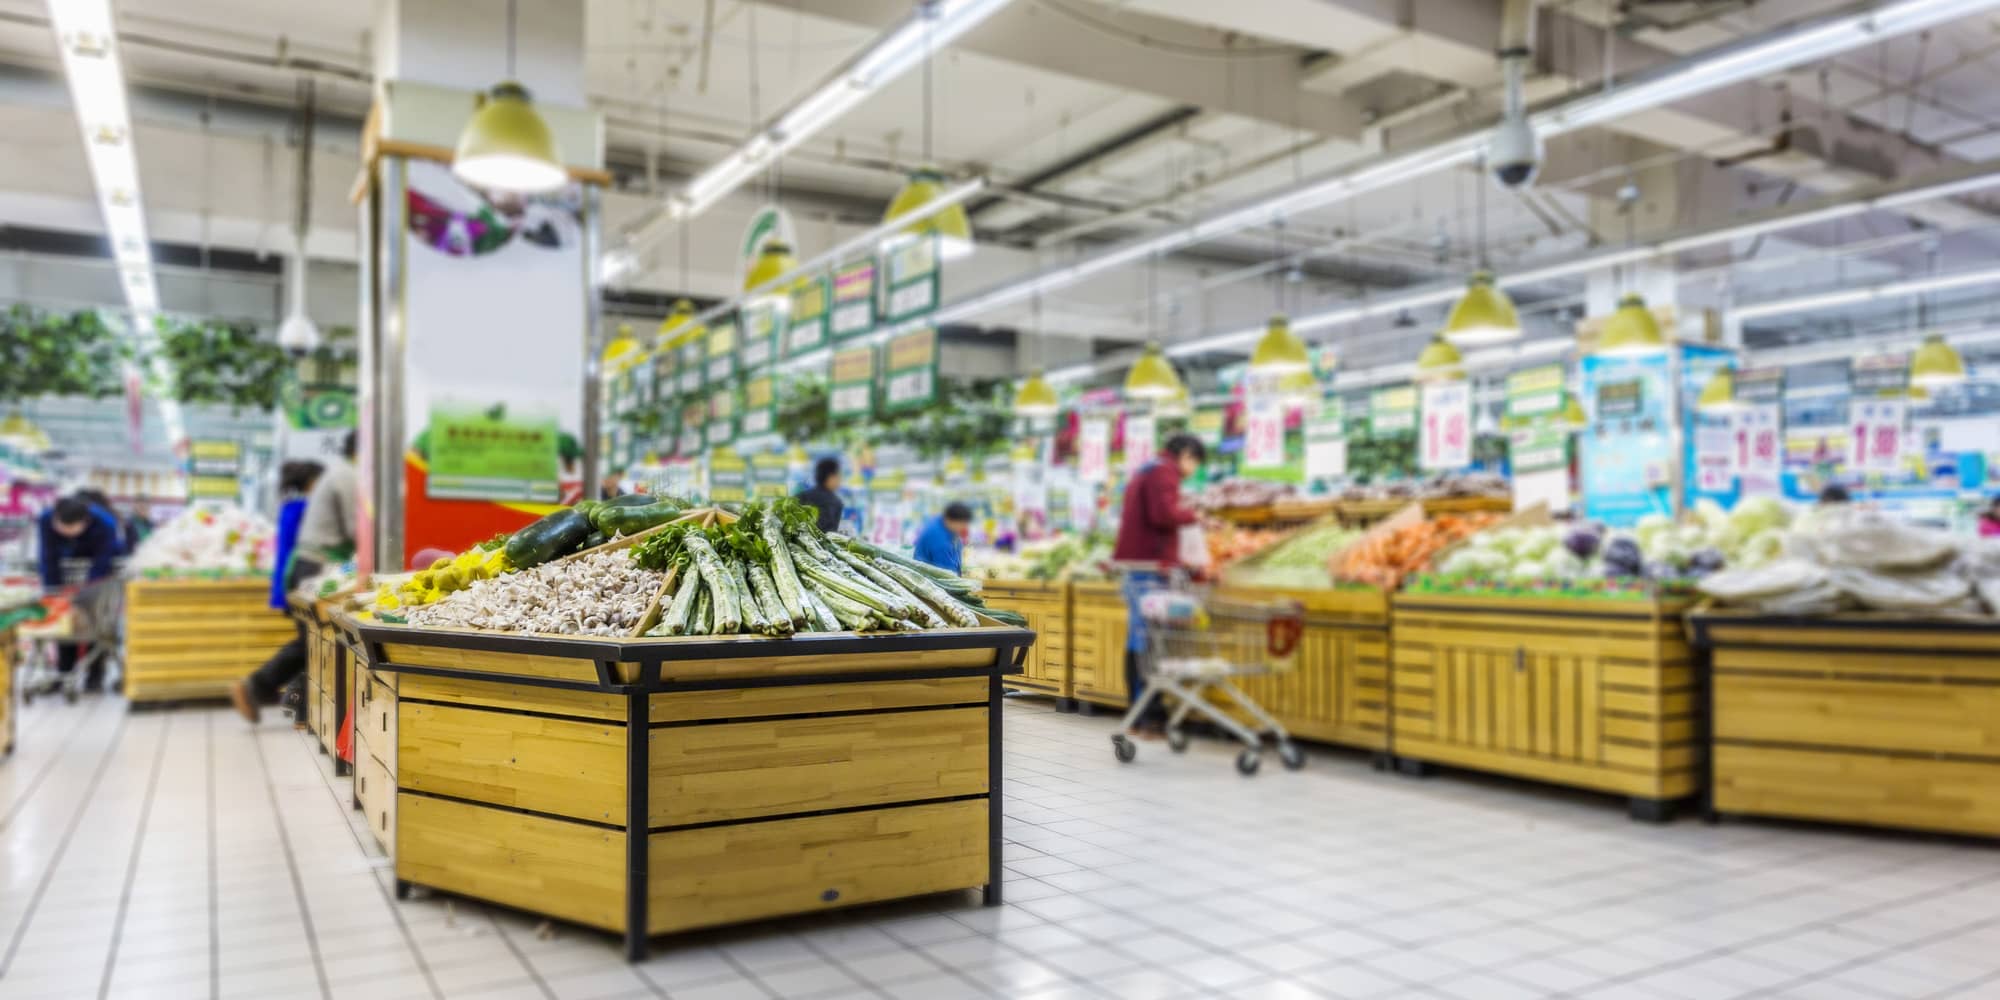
left=397, top=159, right=587, bottom=565
left=1580, top=350, right=1674, bottom=526
left=1679, top=344, right=1737, bottom=511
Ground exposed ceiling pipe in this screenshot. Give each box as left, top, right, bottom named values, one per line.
left=1489, top=0, right=1541, bottom=187
left=276, top=76, right=318, bottom=353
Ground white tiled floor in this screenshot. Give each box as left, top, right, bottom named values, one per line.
left=3, top=693, right=1998, bottom=999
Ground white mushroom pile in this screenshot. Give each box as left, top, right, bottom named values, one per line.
left=404, top=548, right=665, bottom=635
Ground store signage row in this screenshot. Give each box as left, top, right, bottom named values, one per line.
left=882, top=327, right=939, bottom=412
left=830, top=344, right=875, bottom=419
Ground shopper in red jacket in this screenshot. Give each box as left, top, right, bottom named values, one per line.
left=1112, top=433, right=1205, bottom=736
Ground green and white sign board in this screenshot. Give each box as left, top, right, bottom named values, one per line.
left=883, top=236, right=940, bottom=323
left=706, top=385, right=736, bottom=448
left=830, top=345, right=874, bottom=420
left=751, top=451, right=790, bottom=499
left=740, top=304, right=779, bottom=372
left=1370, top=385, right=1417, bottom=435
left=740, top=374, right=777, bottom=439
left=882, top=327, right=939, bottom=412
left=787, top=277, right=829, bottom=356
left=705, top=319, right=738, bottom=385
left=425, top=404, right=560, bottom=502
left=1505, top=364, right=1565, bottom=421
left=831, top=260, right=877, bottom=340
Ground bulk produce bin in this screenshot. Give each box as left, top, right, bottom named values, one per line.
left=1688, top=611, right=2000, bottom=838
left=124, top=578, right=295, bottom=704
left=1213, top=585, right=1391, bottom=754
left=982, top=579, right=1071, bottom=704
left=345, top=614, right=1032, bottom=960
left=1, top=620, right=15, bottom=756
left=290, top=594, right=351, bottom=773
left=1069, top=580, right=1131, bottom=709
left=1390, top=593, right=1699, bottom=819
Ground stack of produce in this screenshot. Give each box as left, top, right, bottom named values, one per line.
left=635, top=500, right=1021, bottom=636
left=1699, top=505, right=2000, bottom=617
left=374, top=537, right=513, bottom=611
left=294, top=562, right=360, bottom=601
left=1334, top=512, right=1505, bottom=589
left=404, top=547, right=666, bottom=636
left=1333, top=473, right=1509, bottom=503
left=129, top=505, right=275, bottom=578
left=1206, top=522, right=1287, bottom=568
left=1194, top=479, right=1295, bottom=512
left=1222, top=521, right=1364, bottom=590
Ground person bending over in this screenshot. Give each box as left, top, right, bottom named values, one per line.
left=913, top=502, right=973, bottom=575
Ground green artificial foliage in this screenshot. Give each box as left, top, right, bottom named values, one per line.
left=775, top=377, right=830, bottom=445
left=865, top=379, right=1012, bottom=460
left=0, top=305, right=132, bottom=402
left=151, top=316, right=293, bottom=411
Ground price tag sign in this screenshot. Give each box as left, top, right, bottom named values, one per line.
left=787, top=277, right=829, bottom=356
left=1736, top=403, right=1783, bottom=496
left=1736, top=366, right=1785, bottom=405
left=1694, top=418, right=1735, bottom=491
left=1305, top=430, right=1347, bottom=480
left=830, top=260, right=877, bottom=340
left=882, top=328, right=939, bottom=411
left=1124, top=414, right=1156, bottom=475
left=1595, top=378, right=1643, bottom=420
left=750, top=451, right=790, bottom=498
left=705, top=319, right=738, bottom=385
left=1510, top=425, right=1567, bottom=474
left=883, top=236, right=940, bottom=322
left=739, top=305, right=777, bottom=371
left=740, top=375, right=776, bottom=438
left=1370, top=385, right=1416, bottom=434
left=1078, top=418, right=1111, bottom=483
left=677, top=401, right=706, bottom=457
left=677, top=338, right=705, bottom=396
left=1850, top=397, right=1906, bottom=473
left=1851, top=353, right=1909, bottom=396
left=829, top=345, right=874, bottom=420
left=706, top=386, right=736, bottom=448
left=1191, top=408, right=1225, bottom=448
left=1505, top=364, right=1565, bottom=420
left=709, top=450, right=749, bottom=503
left=1243, top=398, right=1285, bottom=470
left=1419, top=380, right=1471, bottom=470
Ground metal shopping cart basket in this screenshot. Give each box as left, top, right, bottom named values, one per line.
left=1110, top=569, right=1308, bottom=775
left=18, top=562, right=123, bottom=705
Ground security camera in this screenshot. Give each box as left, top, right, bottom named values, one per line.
left=1488, top=114, right=1542, bottom=189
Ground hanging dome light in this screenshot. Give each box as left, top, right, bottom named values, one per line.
left=882, top=166, right=974, bottom=261
left=656, top=299, right=702, bottom=348
left=1442, top=271, right=1521, bottom=346
left=452, top=82, right=567, bottom=194
left=1595, top=293, right=1667, bottom=356
left=601, top=323, right=641, bottom=370
left=1416, top=336, right=1465, bottom=382
left=1013, top=370, right=1060, bottom=417
left=1124, top=343, right=1185, bottom=401
left=1561, top=392, right=1588, bottom=429
left=1696, top=368, right=1739, bottom=414
left=743, top=242, right=798, bottom=314
left=1908, top=384, right=1931, bottom=402
left=1910, top=334, right=1966, bottom=388
left=1249, top=315, right=1311, bottom=375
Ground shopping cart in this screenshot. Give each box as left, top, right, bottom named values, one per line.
left=18, top=565, right=122, bottom=705
left=1110, top=570, right=1308, bottom=775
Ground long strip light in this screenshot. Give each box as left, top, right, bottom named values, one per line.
left=1732, top=263, right=2000, bottom=321
left=48, top=0, right=184, bottom=446
left=937, top=0, right=2000, bottom=329
left=1748, top=321, right=2000, bottom=368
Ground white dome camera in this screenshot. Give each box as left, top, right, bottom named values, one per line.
left=1488, top=115, right=1542, bottom=189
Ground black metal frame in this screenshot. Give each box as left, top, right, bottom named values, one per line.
left=350, top=617, right=1032, bottom=961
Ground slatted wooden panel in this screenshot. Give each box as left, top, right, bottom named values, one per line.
left=400, top=794, right=626, bottom=932
left=355, top=739, right=396, bottom=856
left=1697, top=612, right=2000, bottom=837
left=650, top=676, right=987, bottom=724
left=982, top=580, right=1069, bottom=699
left=1208, top=586, right=1391, bottom=751
left=125, top=580, right=296, bottom=702
left=1070, top=582, right=1129, bottom=707
left=399, top=702, right=629, bottom=825
left=2, top=626, right=15, bottom=754
left=1392, top=595, right=1697, bottom=801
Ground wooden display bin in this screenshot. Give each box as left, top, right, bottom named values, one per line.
left=981, top=579, right=1070, bottom=702
left=1689, top=612, right=2000, bottom=838
left=1069, top=580, right=1130, bottom=709
left=345, top=615, right=1033, bottom=960
left=2, top=623, right=16, bottom=756
left=124, top=579, right=296, bottom=704
left=289, top=595, right=350, bottom=774
left=1391, top=593, right=1698, bottom=819
left=1213, top=586, right=1391, bottom=752
left=1336, top=495, right=1511, bottom=527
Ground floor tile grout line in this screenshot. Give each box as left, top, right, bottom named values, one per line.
left=97, top=712, right=174, bottom=1000
left=1733, top=912, right=2000, bottom=1000
left=0, top=706, right=129, bottom=977
left=206, top=711, right=220, bottom=1000
left=484, top=909, right=562, bottom=1000
left=0, top=694, right=107, bottom=832
left=248, top=722, right=335, bottom=1000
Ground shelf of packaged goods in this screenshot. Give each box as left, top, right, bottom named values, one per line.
left=1211, top=586, right=1391, bottom=753
left=344, top=614, right=1033, bottom=961
left=979, top=579, right=1070, bottom=702
left=1688, top=612, right=2000, bottom=839
left=124, top=579, right=296, bottom=704
left=1390, top=593, right=1698, bottom=820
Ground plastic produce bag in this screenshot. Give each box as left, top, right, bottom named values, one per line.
left=1697, top=559, right=1828, bottom=604
left=1750, top=580, right=1845, bottom=616
left=1178, top=523, right=1211, bottom=573
left=1787, top=508, right=1957, bottom=572
left=1828, top=566, right=1970, bottom=611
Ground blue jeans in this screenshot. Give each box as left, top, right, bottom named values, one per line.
left=1122, top=571, right=1165, bottom=725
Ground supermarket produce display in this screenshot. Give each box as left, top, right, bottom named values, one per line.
left=127, top=505, right=275, bottom=578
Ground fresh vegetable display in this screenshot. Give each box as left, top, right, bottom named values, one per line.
left=968, top=535, right=1113, bottom=582
left=1699, top=505, right=2000, bottom=618
left=373, top=540, right=514, bottom=610
left=1332, top=473, right=1508, bottom=503
left=1334, top=512, right=1505, bottom=589
left=402, top=548, right=665, bottom=635
left=128, top=505, right=275, bottom=578
left=1205, top=523, right=1287, bottom=568
left=1222, top=521, right=1365, bottom=590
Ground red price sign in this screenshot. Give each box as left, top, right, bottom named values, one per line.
left=1849, top=399, right=1905, bottom=473
left=1736, top=404, right=1783, bottom=496
left=1419, top=381, right=1471, bottom=471
left=1243, top=401, right=1285, bottom=469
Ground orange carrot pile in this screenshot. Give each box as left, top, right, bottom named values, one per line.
left=1333, top=512, right=1505, bottom=589
left=1206, top=522, right=1285, bottom=567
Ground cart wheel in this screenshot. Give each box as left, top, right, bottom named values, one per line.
left=1111, top=734, right=1137, bottom=764
left=1166, top=729, right=1190, bottom=754
left=1278, top=742, right=1306, bottom=770
left=21, top=690, right=32, bottom=707
left=64, top=689, right=78, bottom=705
left=1236, top=749, right=1261, bottom=776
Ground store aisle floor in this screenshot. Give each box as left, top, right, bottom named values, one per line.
left=2, top=695, right=1997, bottom=1000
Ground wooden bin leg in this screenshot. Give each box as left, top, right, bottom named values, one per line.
left=625, top=684, right=650, bottom=962
left=983, top=670, right=1004, bottom=907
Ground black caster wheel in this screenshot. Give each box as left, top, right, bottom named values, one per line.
left=1111, top=734, right=1136, bottom=763
left=1236, top=749, right=1261, bottom=776
left=64, top=689, right=78, bottom=705
left=21, top=691, right=32, bottom=707
left=1166, top=729, right=1190, bottom=754
left=1278, top=742, right=1306, bottom=771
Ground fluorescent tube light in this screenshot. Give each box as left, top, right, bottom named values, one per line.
left=1731, top=264, right=2000, bottom=321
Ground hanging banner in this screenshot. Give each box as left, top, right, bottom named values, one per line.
left=1734, top=365, right=1784, bottom=498
left=705, top=319, right=738, bottom=385
left=676, top=400, right=705, bottom=457
left=882, top=327, right=939, bottom=412
left=1191, top=408, right=1225, bottom=449
left=1851, top=353, right=1910, bottom=396
left=706, top=385, right=736, bottom=449
left=1580, top=351, right=1674, bottom=526
left=1419, top=380, right=1471, bottom=471
left=740, top=374, right=777, bottom=439
left=187, top=439, right=243, bottom=499
left=424, top=405, right=561, bottom=502
left=282, top=385, right=358, bottom=463
left=1370, top=385, right=1417, bottom=435
left=709, top=448, right=749, bottom=504
left=1124, top=414, right=1156, bottom=475
left=1678, top=344, right=1738, bottom=511
left=750, top=451, right=790, bottom=498
left=740, top=304, right=778, bottom=372
left=1851, top=396, right=1907, bottom=474
left=1509, top=424, right=1566, bottom=474
left=1305, top=400, right=1347, bottom=481
left=1078, top=418, right=1111, bottom=483
left=676, top=337, right=705, bottom=396
left=867, top=469, right=908, bottom=546
left=1242, top=396, right=1285, bottom=470
left=787, top=277, right=830, bottom=356
left=1694, top=417, right=1736, bottom=493
left=829, top=345, right=875, bottom=420
left=831, top=260, right=877, bottom=340
left=1504, top=364, right=1565, bottom=421
left=883, top=236, right=940, bottom=322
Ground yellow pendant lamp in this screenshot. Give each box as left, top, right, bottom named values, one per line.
left=1910, top=334, right=1966, bottom=388
left=1416, top=336, right=1465, bottom=382
left=453, top=81, right=566, bottom=194
left=1249, top=315, right=1311, bottom=375
left=1561, top=392, right=1588, bottom=429
left=1442, top=271, right=1521, bottom=346
left=656, top=299, right=702, bottom=349
left=1696, top=368, right=1739, bottom=414
left=1908, top=384, right=1931, bottom=402
left=1012, top=370, right=1060, bottom=417
left=601, top=323, right=641, bottom=372
left=1277, top=369, right=1319, bottom=405
left=743, top=242, right=798, bottom=313
left=882, top=166, right=974, bottom=261
left=1124, top=344, right=1185, bottom=401
left=1596, top=293, right=1667, bottom=356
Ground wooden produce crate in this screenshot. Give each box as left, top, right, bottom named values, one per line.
left=348, top=616, right=1034, bottom=961
left=1688, top=612, right=2000, bottom=838
left=1337, top=495, right=1511, bottom=527
left=1391, top=593, right=1698, bottom=819
left=1212, top=586, right=1391, bottom=752
left=981, top=579, right=1071, bottom=702
left=335, top=612, right=398, bottom=854
left=2, top=624, right=15, bottom=756
left=125, top=579, right=296, bottom=704
left=1069, top=580, right=1131, bottom=708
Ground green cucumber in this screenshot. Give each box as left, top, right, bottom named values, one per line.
left=597, top=501, right=684, bottom=537
left=504, top=508, right=594, bottom=568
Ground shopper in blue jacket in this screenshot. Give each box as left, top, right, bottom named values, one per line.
left=912, top=502, right=972, bottom=575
